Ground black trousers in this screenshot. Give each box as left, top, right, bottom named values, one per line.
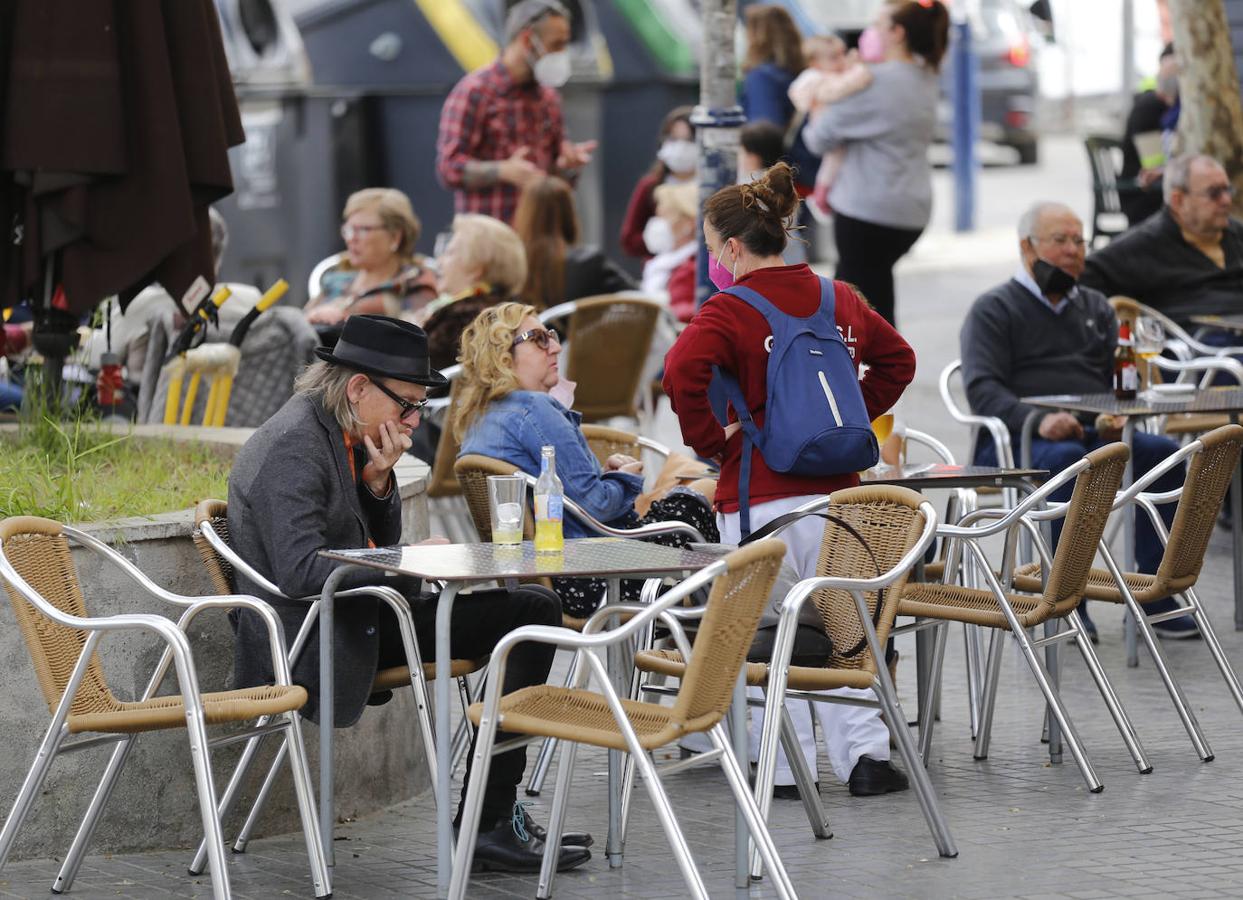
left=377, top=584, right=561, bottom=830
left=832, top=211, right=923, bottom=327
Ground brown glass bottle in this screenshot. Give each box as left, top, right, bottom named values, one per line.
left=1114, top=322, right=1139, bottom=400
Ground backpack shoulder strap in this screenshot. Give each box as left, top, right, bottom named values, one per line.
left=817, top=276, right=837, bottom=322
left=721, top=283, right=782, bottom=321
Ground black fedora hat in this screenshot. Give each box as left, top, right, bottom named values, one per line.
left=315, top=315, right=448, bottom=387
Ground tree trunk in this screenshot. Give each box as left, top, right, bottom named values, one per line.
left=1167, top=0, right=1243, bottom=210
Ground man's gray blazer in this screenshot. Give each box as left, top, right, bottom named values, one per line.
left=227, top=393, right=415, bottom=726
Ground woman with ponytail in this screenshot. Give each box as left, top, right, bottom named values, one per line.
left=663, top=162, right=917, bottom=800
left=804, top=0, right=950, bottom=327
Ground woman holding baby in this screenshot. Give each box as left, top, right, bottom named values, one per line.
left=803, top=0, right=950, bottom=328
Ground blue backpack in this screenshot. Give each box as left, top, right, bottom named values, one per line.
left=709, top=276, right=878, bottom=537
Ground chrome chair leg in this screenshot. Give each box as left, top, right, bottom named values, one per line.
left=55, top=735, right=137, bottom=892
left=1128, top=595, right=1213, bottom=760
left=536, top=738, right=580, bottom=900
left=231, top=737, right=290, bottom=855
left=918, top=622, right=949, bottom=765
left=189, top=727, right=276, bottom=871
left=0, top=723, right=69, bottom=871
left=1068, top=609, right=1152, bottom=773
left=182, top=704, right=232, bottom=899
left=780, top=706, right=831, bottom=838
left=876, top=673, right=958, bottom=858
left=1190, top=587, right=1243, bottom=714
left=281, top=711, right=333, bottom=898
left=973, top=629, right=1005, bottom=760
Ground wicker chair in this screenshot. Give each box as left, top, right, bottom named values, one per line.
left=0, top=516, right=330, bottom=900
left=540, top=294, right=663, bottom=423
left=636, top=486, right=958, bottom=869
left=188, top=500, right=484, bottom=871
left=1010, top=424, right=1243, bottom=760
left=897, top=443, right=1139, bottom=793
left=454, top=452, right=702, bottom=796
left=448, top=540, right=796, bottom=900
left=580, top=423, right=672, bottom=468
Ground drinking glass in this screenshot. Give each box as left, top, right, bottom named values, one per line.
left=487, top=475, right=526, bottom=545
left=1135, top=316, right=1165, bottom=398
left=871, top=413, right=895, bottom=473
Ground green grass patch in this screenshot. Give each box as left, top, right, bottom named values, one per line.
left=0, top=421, right=231, bottom=523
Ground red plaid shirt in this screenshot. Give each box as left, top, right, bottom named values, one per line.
left=436, top=61, right=565, bottom=223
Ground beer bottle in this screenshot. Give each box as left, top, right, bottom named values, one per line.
left=1114, top=322, right=1139, bottom=400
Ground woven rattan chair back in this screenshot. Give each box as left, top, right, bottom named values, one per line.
left=1156, top=424, right=1243, bottom=589
left=454, top=454, right=536, bottom=542
left=563, top=296, right=661, bottom=422
left=192, top=499, right=235, bottom=595
left=427, top=381, right=462, bottom=499
left=580, top=424, right=641, bottom=467
left=669, top=538, right=786, bottom=733
left=811, top=485, right=928, bottom=674
left=0, top=517, right=122, bottom=719
left=1041, top=443, right=1129, bottom=611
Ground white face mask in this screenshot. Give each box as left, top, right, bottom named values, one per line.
left=643, top=217, right=676, bottom=256
left=657, top=139, right=698, bottom=175
left=530, top=35, right=571, bottom=88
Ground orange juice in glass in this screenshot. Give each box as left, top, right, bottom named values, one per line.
left=870, top=414, right=895, bottom=473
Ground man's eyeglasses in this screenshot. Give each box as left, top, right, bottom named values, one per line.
left=1037, top=233, right=1086, bottom=249
left=512, top=327, right=561, bottom=350
left=341, top=223, right=387, bottom=242
left=1187, top=185, right=1236, bottom=201
left=369, top=378, right=428, bottom=420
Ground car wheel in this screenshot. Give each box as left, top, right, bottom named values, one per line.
left=1015, top=141, right=1039, bottom=166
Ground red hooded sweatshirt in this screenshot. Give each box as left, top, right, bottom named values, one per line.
left=663, top=263, right=915, bottom=513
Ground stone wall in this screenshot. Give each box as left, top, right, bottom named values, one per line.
left=0, top=426, right=431, bottom=860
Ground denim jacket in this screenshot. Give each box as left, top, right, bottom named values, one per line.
left=459, top=391, right=645, bottom=538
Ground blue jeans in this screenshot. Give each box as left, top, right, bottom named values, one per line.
left=978, top=428, right=1185, bottom=615
left=0, top=380, right=21, bottom=412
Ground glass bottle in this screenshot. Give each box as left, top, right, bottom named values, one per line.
left=1114, top=322, right=1138, bottom=400
left=534, top=445, right=565, bottom=554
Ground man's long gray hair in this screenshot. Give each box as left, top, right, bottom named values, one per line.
left=294, top=361, right=362, bottom=434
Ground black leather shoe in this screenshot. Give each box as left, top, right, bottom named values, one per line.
left=469, top=817, right=591, bottom=874
left=848, top=756, right=909, bottom=797
left=772, top=782, right=818, bottom=801
left=517, top=802, right=594, bottom=848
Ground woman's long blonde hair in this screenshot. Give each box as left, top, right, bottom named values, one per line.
left=451, top=301, right=538, bottom=444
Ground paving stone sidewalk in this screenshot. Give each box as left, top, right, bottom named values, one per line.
left=4, top=528, right=1243, bottom=899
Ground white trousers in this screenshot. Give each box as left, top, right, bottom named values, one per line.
left=719, top=495, right=890, bottom=785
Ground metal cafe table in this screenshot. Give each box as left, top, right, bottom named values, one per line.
left=318, top=537, right=724, bottom=897
left=1021, top=388, right=1243, bottom=651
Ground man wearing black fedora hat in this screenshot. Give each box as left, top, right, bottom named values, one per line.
left=227, top=315, right=592, bottom=873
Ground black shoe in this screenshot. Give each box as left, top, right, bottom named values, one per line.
left=848, top=756, right=909, bottom=797
left=515, top=802, right=593, bottom=848
left=1153, top=617, right=1201, bottom=640
left=469, top=816, right=591, bottom=874
left=772, top=782, right=818, bottom=801
left=365, top=689, right=393, bottom=706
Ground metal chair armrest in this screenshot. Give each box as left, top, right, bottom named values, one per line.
left=636, top=435, right=673, bottom=458
left=905, top=428, right=956, bottom=465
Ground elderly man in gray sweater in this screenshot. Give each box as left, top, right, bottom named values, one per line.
left=960, top=202, right=1193, bottom=640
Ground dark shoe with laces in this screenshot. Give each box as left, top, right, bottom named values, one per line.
left=515, top=801, right=593, bottom=848
left=848, top=756, right=909, bottom=797
left=468, top=810, right=591, bottom=874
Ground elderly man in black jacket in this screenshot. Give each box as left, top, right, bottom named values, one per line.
left=227, top=314, right=591, bottom=873
left=962, top=202, right=1195, bottom=640
left=1081, top=154, right=1243, bottom=326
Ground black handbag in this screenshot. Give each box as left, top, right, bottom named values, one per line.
left=742, top=509, right=885, bottom=660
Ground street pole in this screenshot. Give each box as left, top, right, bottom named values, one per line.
left=1122, top=0, right=1137, bottom=100
left=951, top=20, right=980, bottom=232
left=693, top=0, right=745, bottom=309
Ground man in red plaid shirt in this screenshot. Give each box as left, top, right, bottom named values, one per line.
left=435, top=0, right=597, bottom=224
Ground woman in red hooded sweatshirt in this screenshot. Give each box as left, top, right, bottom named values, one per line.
left=663, top=161, right=917, bottom=800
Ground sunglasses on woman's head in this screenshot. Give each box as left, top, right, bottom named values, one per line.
left=511, top=327, right=560, bottom=350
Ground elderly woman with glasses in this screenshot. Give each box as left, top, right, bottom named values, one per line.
left=304, top=188, right=439, bottom=329
left=454, top=302, right=719, bottom=616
